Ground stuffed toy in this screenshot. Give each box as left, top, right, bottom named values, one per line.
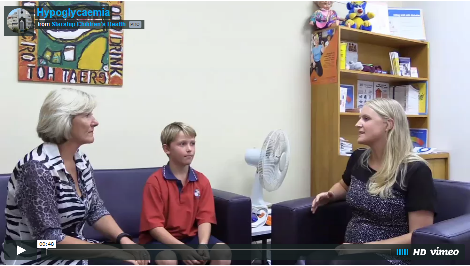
left=362, top=64, right=383, bottom=73
left=343, top=1, right=374, bottom=31
left=361, top=64, right=375, bottom=73
left=346, top=61, right=363, bottom=71
left=310, top=1, right=341, bottom=30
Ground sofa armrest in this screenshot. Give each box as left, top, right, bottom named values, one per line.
left=412, top=213, right=470, bottom=264
left=271, top=197, right=314, bottom=245
left=272, top=198, right=351, bottom=245
left=413, top=213, right=470, bottom=244
left=212, top=189, right=252, bottom=245
left=271, top=198, right=351, bottom=265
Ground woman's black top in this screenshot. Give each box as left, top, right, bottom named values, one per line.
left=342, top=149, right=437, bottom=265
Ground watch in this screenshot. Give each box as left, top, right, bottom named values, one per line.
left=116, top=232, right=132, bottom=244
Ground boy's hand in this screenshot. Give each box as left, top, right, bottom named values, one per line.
left=177, top=245, right=203, bottom=265
left=197, top=244, right=210, bottom=264
left=120, top=237, right=150, bottom=265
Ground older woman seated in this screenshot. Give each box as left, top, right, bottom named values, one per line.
left=0, top=88, right=150, bottom=265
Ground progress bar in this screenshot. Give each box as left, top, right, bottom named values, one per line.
left=47, top=249, right=391, bottom=251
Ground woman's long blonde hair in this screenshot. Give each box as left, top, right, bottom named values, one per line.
left=359, top=98, right=428, bottom=198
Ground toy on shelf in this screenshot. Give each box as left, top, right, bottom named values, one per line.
left=343, top=1, right=375, bottom=31
left=362, top=64, right=383, bottom=73
left=346, top=61, right=363, bottom=71
left=309, top=1, right=341, bottom=30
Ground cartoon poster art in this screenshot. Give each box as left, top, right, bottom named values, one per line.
left=310, top=27, right=338, bottom=85
left=18, top=1, right=124, bottom=86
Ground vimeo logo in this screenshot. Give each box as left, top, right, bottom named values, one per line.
left=397, top=249, right=409, bottom=255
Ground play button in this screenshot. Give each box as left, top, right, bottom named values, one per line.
left=17, top=246, right=26, bottom=255
left=2, top=240, right=37, bottom=261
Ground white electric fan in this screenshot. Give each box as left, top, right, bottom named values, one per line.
left=245, top=130, right=290, bottom=227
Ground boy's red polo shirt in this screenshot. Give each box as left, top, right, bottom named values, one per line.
left=139, top=165, right=217, bottom=244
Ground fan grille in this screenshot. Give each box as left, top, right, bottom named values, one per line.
left=257, top=130, right=290, bottom=192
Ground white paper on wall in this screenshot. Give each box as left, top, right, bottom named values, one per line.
left=366, top=1, right=391, bottom=35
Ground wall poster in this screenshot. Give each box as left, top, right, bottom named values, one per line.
left=18, top=1, right=124, bottom=86
left=310, top=27, right=338, bottom=85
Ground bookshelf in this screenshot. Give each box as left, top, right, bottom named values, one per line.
left=310, top=26, right=449, bottom=196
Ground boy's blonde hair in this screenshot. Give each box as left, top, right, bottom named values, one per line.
left=161, top=122, right=197, bottom=146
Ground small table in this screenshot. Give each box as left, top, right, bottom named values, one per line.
left=252, top=225, right=271, bottom=265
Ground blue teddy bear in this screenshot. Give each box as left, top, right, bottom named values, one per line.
left=343, top=1, right=375, bottom=31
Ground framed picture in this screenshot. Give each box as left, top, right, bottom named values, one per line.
left=18, top=1, right=124, bottom=86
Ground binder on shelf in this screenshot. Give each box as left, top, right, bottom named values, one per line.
left=410, top=81, right=428, bottom=115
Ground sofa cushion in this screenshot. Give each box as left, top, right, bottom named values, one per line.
left=82, top=167, right=160, bottom=241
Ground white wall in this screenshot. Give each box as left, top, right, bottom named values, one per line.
left=0, top=1, right=402, bottom=203
left=400, top=1, right=469, bottom=182
left=0, top=1, right=316, bottom=204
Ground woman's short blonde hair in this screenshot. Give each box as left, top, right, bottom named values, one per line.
left=37, top=88, right=97, bottom=144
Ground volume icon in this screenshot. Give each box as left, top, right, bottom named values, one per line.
left=396, top=249, right=408, bottom=256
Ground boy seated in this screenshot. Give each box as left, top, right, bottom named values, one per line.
left=139, top=122, right=232, bottom=265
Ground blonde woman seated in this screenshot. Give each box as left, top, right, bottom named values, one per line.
left=308, top=98, right=437, bottom=265
left=0, top=88, right=150, bottom=265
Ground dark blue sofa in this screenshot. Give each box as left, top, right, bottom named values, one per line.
left=0, top=167, right=252, bottom=264
left=271, top=179, right=470, bottom=265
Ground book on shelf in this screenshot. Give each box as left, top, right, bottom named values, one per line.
left=340, top=137, right=353, bottom=156
left=399, top=57, right=411, bottom=77
left=340, top=42, right=346, bottom=70
left=410, top=67, right=419, bottom=77
left=389, top=52, right=400, bottom=75
left=340, top=84, right=355, bottom=109
left=410, top=82, right=428, bottom=115
left=340, top=87, right=347, bottom=112
left=410, top=128, right=428, bottom=148
left=357, top=80, right=374, bottom=109
left=393, top=85, right=419, bottom=115
left=374, top=82, right=390, bottom=99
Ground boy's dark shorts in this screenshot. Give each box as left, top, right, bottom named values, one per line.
left=147, top=235, right=223, bottom=263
